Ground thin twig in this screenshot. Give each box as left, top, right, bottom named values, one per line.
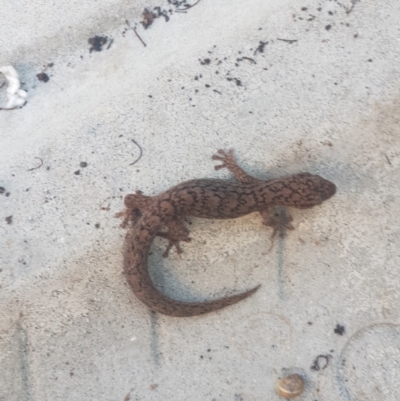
left=106, top=38, right=114, bottom=50
left=126, top=20, right=147, bottom=47
left=129, top=139, right=143, bottom=166
left=28, top=157, right=43, bottom=171
left=277, top=38, right=298, bottom=44
left=176, top=0, right=201, bottom=11
left=242, top=57, right=256, bottom=64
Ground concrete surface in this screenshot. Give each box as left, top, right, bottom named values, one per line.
left=1, top=0, right=400, bottom=400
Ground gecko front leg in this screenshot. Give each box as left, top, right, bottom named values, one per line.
left=212, top=149, right=261, bottom=184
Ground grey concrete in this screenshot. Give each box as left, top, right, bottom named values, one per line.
left=1, top=0, right=399, bottom=400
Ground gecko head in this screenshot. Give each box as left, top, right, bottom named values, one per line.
left=291, top=173, right=336, bottom=209
left=316, top=176, right=336, bottom=201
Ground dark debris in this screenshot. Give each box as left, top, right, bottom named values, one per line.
left=141, top=9, right=155, bottom=29
left=226, top=77, right=242, bottom=86
left=334, top=324, right=345, bottom=335
left=255, top=41, right=268, bottom=54
left=311, top=354, right=331, bottom=371
left=88, top=36, right=108, bottom=52
left=37, top=73, right=50, bottom=82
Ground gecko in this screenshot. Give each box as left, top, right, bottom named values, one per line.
left=117, top=149, right=336, bottom=317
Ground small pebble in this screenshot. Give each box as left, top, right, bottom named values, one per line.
left=276, top=374, right=304, bottom=398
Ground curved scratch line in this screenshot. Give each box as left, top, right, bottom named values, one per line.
left=336, top=322, right=400, bottom=401
left=129, top=139, right=143, bottom=166
left=27, top=157, right=43, bottom=171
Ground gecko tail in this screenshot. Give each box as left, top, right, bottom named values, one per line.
left=142, top=284, right=261, bottom=317
left=124, top=228, right=260, bottom=317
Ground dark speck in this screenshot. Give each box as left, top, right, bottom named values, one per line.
left=227, top=77, right=242, bottom=86
left=301, top=7, right=308, bottom=11
left=5, top=215, right=12, bottom=225
left=95, top=223, right=100, bottom=229
left=80, top=162, right=88, bottom=168
left=255, top=40, right=268, bottom=54
left=37, top=73, right=50, bottom=82
left=325, top=24, right=332, bottom=30
left=74, top=170, right=80, bottom=175
left=328, top=10, right=333, bottom=15
left=0, top=186, right=5, bottom=194
left=334, top=324, right=345, bottom=335
left=367, top=59, right=373, bottom=62
left=205, top=84, right=210, bottom=88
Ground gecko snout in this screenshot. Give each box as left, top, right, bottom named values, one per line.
left=318, top=178, right=336, bottom=201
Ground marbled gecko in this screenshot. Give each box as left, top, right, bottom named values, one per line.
left=117, top=149, right=336, bottom=317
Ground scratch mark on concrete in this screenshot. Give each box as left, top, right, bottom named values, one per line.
left=16, top=320, right=32, bottom=401
left=150, top=311, right=161, bottom=367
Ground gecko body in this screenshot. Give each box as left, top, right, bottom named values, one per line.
left=118, top=149, right=336, bottom=317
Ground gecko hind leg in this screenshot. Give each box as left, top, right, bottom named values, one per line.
left=212, top=149, right=259, bottom=184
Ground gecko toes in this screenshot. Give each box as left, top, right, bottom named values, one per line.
left=214, top=164, right=225, bottom=170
